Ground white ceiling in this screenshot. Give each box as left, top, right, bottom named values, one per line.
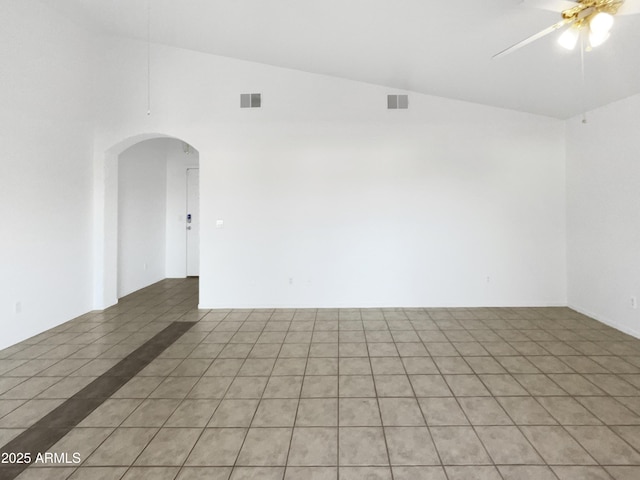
left=45, top=0, right=640, bottom=118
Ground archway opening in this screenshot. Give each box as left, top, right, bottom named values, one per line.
left=117, top=138, right=200, bottom=298
left=94, top=133, right=201, bottom=310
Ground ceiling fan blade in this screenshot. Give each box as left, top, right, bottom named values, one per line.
left=521, top=0, right=579, bottom=13
left=618, top=0, right=640, bottom=15
left=493, top=19, right=571, bottom=59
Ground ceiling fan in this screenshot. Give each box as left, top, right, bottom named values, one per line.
left=494, top=0, right=640, bottom=58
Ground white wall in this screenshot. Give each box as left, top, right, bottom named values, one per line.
left=0, top=0, right=96, bottom=349
left=166, top=142, right=199, bottom=278
left=567, top=94, right=640, bottom=337
left=94, top=39, right=567, bottom=309
left=117, top=140, right=168, bottom=297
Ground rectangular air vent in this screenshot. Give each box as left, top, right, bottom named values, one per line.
left=387, top=94, right=408, bottom=109
left=241, top=93, right=261, bottom=108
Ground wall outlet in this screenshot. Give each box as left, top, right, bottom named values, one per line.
left=15, top=301, right=21, bottom=314
left=289, top=277, right=293, bottom=285
left=632, top=296, right=638, bottom=310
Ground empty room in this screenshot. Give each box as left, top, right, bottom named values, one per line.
left=1, top=0, right=640, bottom=479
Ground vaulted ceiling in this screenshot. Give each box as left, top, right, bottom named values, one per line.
left=45, top=0, right=640, bottom=118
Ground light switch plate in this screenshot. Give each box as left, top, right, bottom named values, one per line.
left=216, top=220, right=224, bottom=228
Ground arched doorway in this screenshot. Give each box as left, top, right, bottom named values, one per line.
left=94, top=133, right=201, bottom=309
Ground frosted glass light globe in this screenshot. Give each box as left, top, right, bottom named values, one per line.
left=558, top=27, right=579, bottom=50
left=590, top=12, right=614, bottom=36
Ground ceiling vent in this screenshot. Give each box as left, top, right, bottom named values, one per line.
left=241, top=93, right=262, bottom=108
left=387, top=94, right=408, bottom=109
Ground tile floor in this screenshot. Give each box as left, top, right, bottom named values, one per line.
left=1, top=278, right=640, bottom=479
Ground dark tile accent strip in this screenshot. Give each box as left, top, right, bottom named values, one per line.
left=0, top=321, right=195, bottom=480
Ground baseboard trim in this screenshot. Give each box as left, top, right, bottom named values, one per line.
left=568, top=304, right=640, bottom=340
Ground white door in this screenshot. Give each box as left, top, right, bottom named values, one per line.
left=186, top=168, right=200, bottom=276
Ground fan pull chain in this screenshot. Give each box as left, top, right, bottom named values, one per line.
left=580, top=33, right=587, bottom=124
left=146, top=0, right=151, bottom=116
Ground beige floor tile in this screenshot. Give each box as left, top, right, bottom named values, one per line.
left=135, top=428, right=202, bottom=465
left=175, top=467, right=231, bottom=479
left=444, top=466, right=501, bottom=480
left=272, top=359, right=307, bottom=376
left=374, top=375, right=413, bottom=397
left=236, top=427, right=292, bottom=466
left=296, top=398, right=337, bottom=426
left=418, top=398, right=468, bottom=426
left=338, top=375, right=375, bottom=398
left=339, top=427, right=389, bottom=466
left=536, top=396, right=602, bottom=425
left=547, top=374, right=605, bottom=396
left=288, top=427, right=337, bottom=466
left=339, top=398, right=381, bottom=426
left=121, top=467, right=180, bottom=480
left=475, top=426, right=543, bottom=464
left=433, top=357, right=473, bottom=374
left=204, top=359, right=244, bottom=376
left=444, top=375, right=490, bottom=397
left=392, top=466, right=447, bottom=480
left=85, top=428, right=158, bottom=466
left=430, top=427, right=491, bottom=465
left=13, top=467, right=76, bottom=480
left=339, top=358, right=371, bottom=375
left=479, top=375, right=528, bottom=396
left=458, top=397, right=512, bottom=425
left=552, top=465, right=615, bottom=480
left=465, top=357, right=507, bottom=374
left=149, top=377, right=199, bottom=399
left=613, top=426, right=640, bottom=451
left=0, top=399, right=65, bottom=428
left=565, top=426, right=640, bottom=465
left=122, top=399, right=180, bottom=427
left=519, top=426, right=596, bottom=465
left=263, top=376, right=303, bottom=399
left=402, top=358, right=438, bottom=375
left=496, top=398, right=554, bottom=426
left=409, top=375, right=451, bottom=397
left=498, top=466, right=557, bottom=480
left=186, top=428, right=247, bottom=466
left=78, top=399, right=142, bottom=427
left=284, top=466, right=336, bottom=480
left=208, top=399, right=258, bottom=428
left=379, top=398, right=424, bottom=426
left=306, top=358, right=338, bottom=376
left=339, top=467, right=391, bottom=479
left=370, top=358, right=405, bottom=375
left=229, top=467, right=285, bottom=480
left=67, top=467, right=129, bottom=480
left=384, top=427, right=440, bottom=465
left=46, top=427, right=113, bottom=464
left=302, top=376, right=338, bottom=398
left=576, top=397, right=640, bottom=425
left=252, top=399, right=298, bottom=427
left=605, top=466, right=640, bottom=480
left=111, top=377, right=164, bottom=398
left=223, top=377, right=267, bottom=399
left=514, top=374, right=567, bottom=396
left=165, top=399, right=219, bottom=427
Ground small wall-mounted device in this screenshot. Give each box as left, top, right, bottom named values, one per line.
left=241, top=93, right=262, bottom=108
left=187, top=214, right=192, bottom=223
left=387, top=94, right=409, bottom=109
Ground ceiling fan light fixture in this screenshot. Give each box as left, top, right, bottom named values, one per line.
left=558, top=25, right=580, bottom=50
left=589, top=11, right=614, bottom=35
